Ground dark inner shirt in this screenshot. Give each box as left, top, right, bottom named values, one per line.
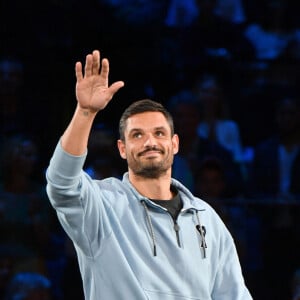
left=151, top=187, right=182, bottom=221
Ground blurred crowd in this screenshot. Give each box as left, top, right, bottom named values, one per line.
left=0, top=0, right=300, bottom=299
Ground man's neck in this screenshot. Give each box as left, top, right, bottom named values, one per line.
left=129, top=171, right=174, bottom=200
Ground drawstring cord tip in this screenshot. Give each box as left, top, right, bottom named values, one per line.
left=196, top=224, right=207, bottom=259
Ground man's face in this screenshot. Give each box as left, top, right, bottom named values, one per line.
left=118, top=112, right=179, bottom=179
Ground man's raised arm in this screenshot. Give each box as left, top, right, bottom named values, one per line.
left=61, top=50, right=124, bottom=155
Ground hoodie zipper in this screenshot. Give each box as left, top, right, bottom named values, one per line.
left=162, top=210, right=182, bottom=248
left=173, top=221, right=181, bottom=247
left=142, top=200, right=183, bottom=253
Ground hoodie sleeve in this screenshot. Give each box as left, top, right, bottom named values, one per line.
left=45, top=140, right=111, bottom=258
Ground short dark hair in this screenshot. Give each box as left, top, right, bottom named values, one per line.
left=119, top=99, right=174, bottom=141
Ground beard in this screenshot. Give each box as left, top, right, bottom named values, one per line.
left=127, top=147, right=174, bottom=179
left=133, top=161, right=170, bottom=179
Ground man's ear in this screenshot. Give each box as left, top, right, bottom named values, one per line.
left=117, top=139, right=127, bottom=159
left=172, top=134, right=179, bottom=155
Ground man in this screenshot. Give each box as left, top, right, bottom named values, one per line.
left=46, top=50, right=252, bottom=299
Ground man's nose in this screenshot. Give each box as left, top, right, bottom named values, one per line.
left=144, top=133, right=156, bottom=147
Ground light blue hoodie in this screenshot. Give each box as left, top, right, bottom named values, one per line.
left=46, top=142, right=252, bottom=300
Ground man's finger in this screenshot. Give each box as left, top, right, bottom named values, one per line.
left=92, top=50, right=100, bottom=75
left=75, top=62, right=83, bottom=82
left=84, top=54, right=93, bottom=77
left=109, top=81, right=125, bottom=97
left=100, top=58, right=109, bottom=82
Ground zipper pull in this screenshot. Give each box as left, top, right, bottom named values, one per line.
left=174, top=222, right=181, bottom=247
left=196, top=225, right=207, bottom=258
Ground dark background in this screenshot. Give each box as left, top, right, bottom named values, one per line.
left=0, top=0, right=300, bottom=299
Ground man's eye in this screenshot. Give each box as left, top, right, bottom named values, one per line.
left=133, top=133, right=142, bottom=138
left=156, top=131, right=164, bottom=136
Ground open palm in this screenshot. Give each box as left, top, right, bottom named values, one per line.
left=75, top=50, right=124, bottom=113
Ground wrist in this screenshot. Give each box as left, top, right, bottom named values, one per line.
left=76, top=105, right=98, bottom=118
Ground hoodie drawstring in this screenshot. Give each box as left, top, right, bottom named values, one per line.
left=142, top=200, right=157, bottom=256
left=196, top=211, right=207, bottom=258
left=142, top=201, right=207, bottom=258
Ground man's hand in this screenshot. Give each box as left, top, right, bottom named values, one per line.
left=75, top=50, right=124, bottom=113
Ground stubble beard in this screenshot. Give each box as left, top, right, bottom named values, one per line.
left=128, top=150, right=174, bottom=179
left=134, top=161, right=169, bottom=179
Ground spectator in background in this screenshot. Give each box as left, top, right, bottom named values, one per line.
left=0, top=58, right=25, bottom=136
left=214, top=0, right=246, bottom=24
left=84, top=123, right=125, bottom=180
left=165, top=0, right=199, bottom=29
left=0, top=134, right=55, bottom=293
left=168, top=89, right=243, bottom=196
left=161, top=0, right=253, bottom=93
left=192, top=74, right=249, bottom=181
left=0, top=133, right=67, bottom=298
left=4, top=272, right=52, bottom=300
left=100, top=0, right=166, bottom=26
left=0, top=247, right=14, bottom=299
left=251, top=97, right=300, bottom=199
left=243, top=0, right=298, bottom=61
left=193, top=74, right=244, bottom=163
left=179, top=0, right=254, bottom=72
left=250, top=97, right=300, bottom=300
left=194, top=156, right=232, bottom=202
left=165, top=0, right=246, bottom=29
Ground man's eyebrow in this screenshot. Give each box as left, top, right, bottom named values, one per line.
left=126, top=128, right=144, bottom=137
left=154, top=126, right=167, bottom=130
left=128, top=128, right=143, bottom=133
left=128, top=126, right=167, bottom=133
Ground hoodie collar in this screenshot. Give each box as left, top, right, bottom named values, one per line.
left=122, top=172, right=206, bottom=212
